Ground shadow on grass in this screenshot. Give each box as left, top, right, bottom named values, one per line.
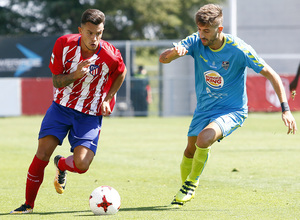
left=0, top=210, right=91, bottom=216
left=119, top=206, right=229, bottom=212
left=1, top=206, right=175, bottom=216
left=2, top=206, right=228, bottom=217
left=119, top=205, right=172, bottom=212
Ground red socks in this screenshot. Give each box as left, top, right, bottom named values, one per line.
left=25, top=155, right=49, bottom=208
left=58, top=155, right=87, bottom=174
left=24, top=155, right=87, bottom=208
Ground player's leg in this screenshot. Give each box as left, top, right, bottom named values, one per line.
left=54, top=146, right=95, bottom=194
left=11, top=135, right=59, bottom=214
left=180, top=136, right=197, bottom=184
left=57, top=145, right=94, bottom=173
left=172, top=110, right=247, bottom=207
left=172, top=122, right=222, bottom=206
left=179, top=111, right=207, bottom=186
left=73, top=145, right=95, bottom=171
left=11, top=102, right=71, bottom=214
left=188, top=122, right=223, bottom=182
left=54, top=113, right=102, bottom=193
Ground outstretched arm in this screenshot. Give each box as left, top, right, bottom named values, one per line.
left=260, top=64, right=297, bottom=134
left=159, top=45, right=188, bottom=64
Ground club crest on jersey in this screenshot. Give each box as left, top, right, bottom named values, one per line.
left=222, top=61, right=229, bottom=70
left=204, top=70, right=224, bottom=89
left=89, top=64, right=100, bottom=76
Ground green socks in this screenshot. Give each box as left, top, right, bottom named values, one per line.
left=180, top=155, right=193, bottom=184
left=187, top=145, right=211, bottom=183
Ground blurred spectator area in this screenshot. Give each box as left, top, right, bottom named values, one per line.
left=1, top=0, right=300, bottom=116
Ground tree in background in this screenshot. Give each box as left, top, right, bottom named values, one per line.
left=1, top=0, right=225, bottom=40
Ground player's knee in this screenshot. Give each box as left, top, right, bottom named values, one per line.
left=196, top=138, right=214, bottom=149
left=37, top=136, right=60, bottom=161
left=184, top=147, right=195, bottom=158
left=36, top=151, right=52, bottom=161
left=74, top=160, right=89, bottom=174
left=197, top=134, right=218, bottom=148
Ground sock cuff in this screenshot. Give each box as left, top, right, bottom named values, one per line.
left=195, top=144, right=211, bottom=151
left=33, top=155, right=49, bottom=168
left=182, top=155, right=193, bottom=164
left=73, top=161, right=88, bottom=174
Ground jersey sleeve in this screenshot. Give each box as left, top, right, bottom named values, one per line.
left=101, top=43, right=126, bottom=113
left=107, top=43, right=126, bottom=75
left=175, top=32, right=199, bottom=58
left=49, top=37, right=64, bottom=75
left=243, top=44, right=266, bottom=73
left=113, top=48, right=126, bottom=75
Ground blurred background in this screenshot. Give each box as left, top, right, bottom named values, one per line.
left=0, top=0, right=300, bottom=117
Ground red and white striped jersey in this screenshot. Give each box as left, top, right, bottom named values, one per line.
left=49, top=34, right=125, bottom=116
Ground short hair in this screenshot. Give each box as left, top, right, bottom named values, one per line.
left=195, top=4, right=223, bottom=27
left=81, top=9, right=105, bottom=25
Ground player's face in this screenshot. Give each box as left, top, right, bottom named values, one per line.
left=197, top=24, right=223, bottom=49
left=79, top=22, right=104, bottom=52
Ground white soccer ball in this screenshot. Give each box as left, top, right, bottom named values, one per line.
left=89, top=186, right=121, bottom=215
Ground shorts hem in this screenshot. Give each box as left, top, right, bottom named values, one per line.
left=38, top=133, right=63, bottom=145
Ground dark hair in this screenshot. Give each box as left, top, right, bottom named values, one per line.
left=81, top=9, right=105, bottom=25
left=195, top=4, right=223, bottom=27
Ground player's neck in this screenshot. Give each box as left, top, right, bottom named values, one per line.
left=209, top=33, right=224, bottom=50
left=81, top=47, right=97, bottom=59
left=80, top=40, right=99, bottom=59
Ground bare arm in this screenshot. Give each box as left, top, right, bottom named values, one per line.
left=101, top=67, right=127, bottom=116
left=260, top=64, right=297, bottom=134
left=289, top=62, right=300, bottom=91
left=159, top=45, right=188, bottom=64
left=52, top=60, right=91, bottom=88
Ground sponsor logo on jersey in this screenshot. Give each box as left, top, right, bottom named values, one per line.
left=222, top=61, right=229, bottom=70
left=204, top=70, right=224, bottom=89
left=89, top=64, right=100, bottom=76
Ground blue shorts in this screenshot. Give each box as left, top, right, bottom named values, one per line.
left=188, top=109, right=247, bottom=139
left=39, top=101, right=103, bottom=155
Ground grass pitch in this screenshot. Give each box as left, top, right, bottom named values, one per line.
left=0, top=112, right=299, bottom=219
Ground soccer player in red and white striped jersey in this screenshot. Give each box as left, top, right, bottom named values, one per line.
left=11, top=9, right=126, bottom=214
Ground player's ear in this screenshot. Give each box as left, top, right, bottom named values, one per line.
left=78, top=26, right=82, bottom=34
left=218, top=26, right=223, bottom=33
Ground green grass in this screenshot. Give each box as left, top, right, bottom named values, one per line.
left=0, top=113, right=300, bottom=219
